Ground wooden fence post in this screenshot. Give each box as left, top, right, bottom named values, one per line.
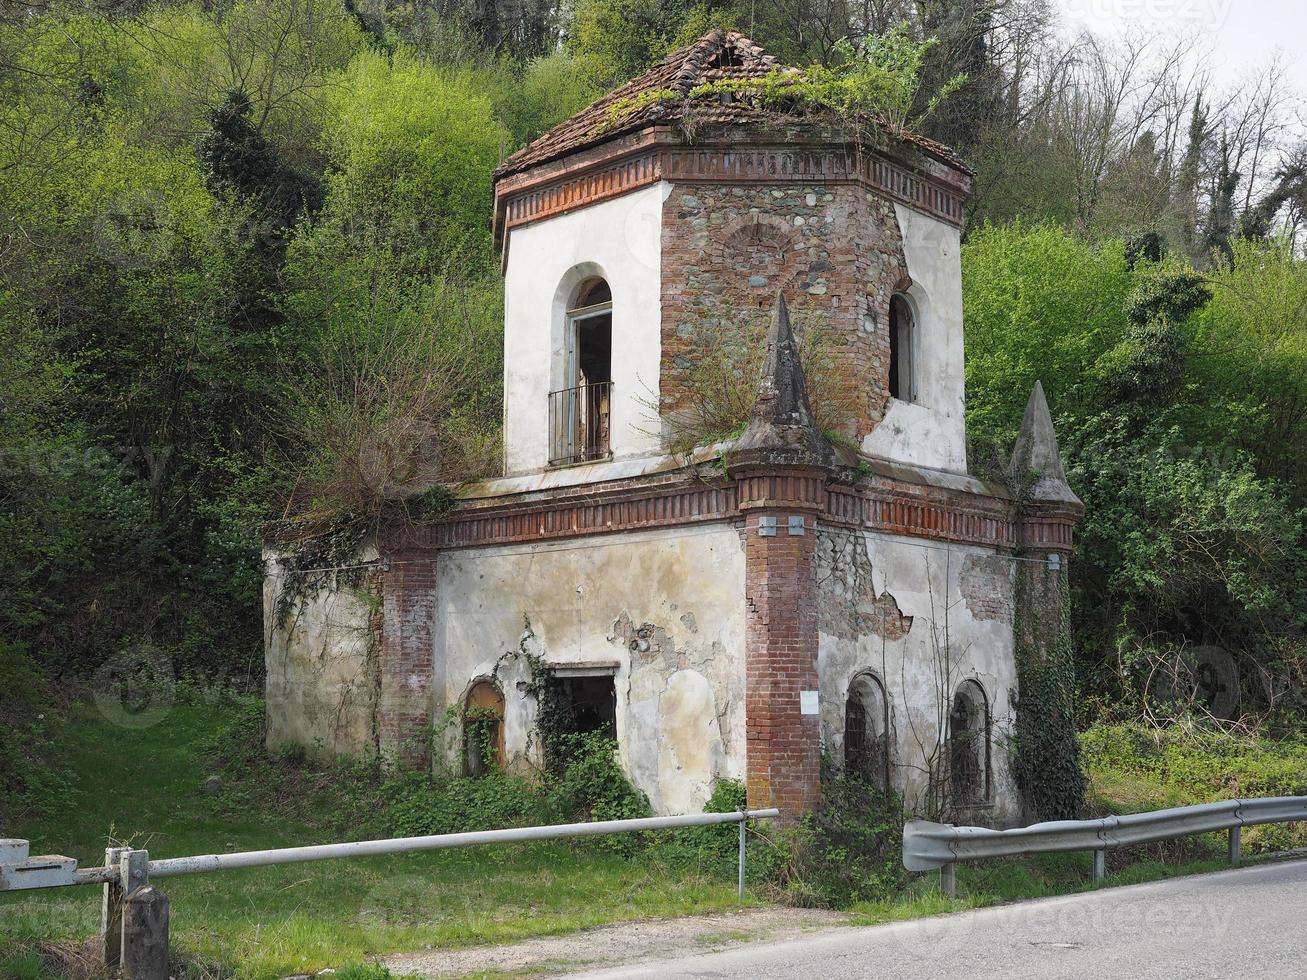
left=122, top=885, right=169, bottom=980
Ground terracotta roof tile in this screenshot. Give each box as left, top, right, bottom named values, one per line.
left=493, top=29, right=970, bottom=180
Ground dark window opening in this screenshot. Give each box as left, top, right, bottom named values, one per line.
left=949, top=680, right=991, bottom=806
left=889, top=294, right=915, bottom=402
left=551, top=673, right=617, bottom=740
left=550, top=277, right=613, bottom=465
left=844, top=673, right=891, bottom=789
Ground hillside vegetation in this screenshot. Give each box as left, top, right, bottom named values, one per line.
left=2, top=0, right=1306, bottom=853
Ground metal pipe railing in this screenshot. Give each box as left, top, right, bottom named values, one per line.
left=145, top=809, right=778, bottom=878
left=904, top=795, right=1307, bottom=897
left=4, top=808, right=780, bottom=980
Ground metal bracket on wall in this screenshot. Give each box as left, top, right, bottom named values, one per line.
left=1047, top=553, right=1062, bottom=571
left=757, top=516, right=777, bottom=537
left=787, top=515, right=807, bottom=536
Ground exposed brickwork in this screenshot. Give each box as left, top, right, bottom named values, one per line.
left=378, top=550, right=436, bottom=763
left=961, top=553, right=1014, bottom=624
left=660, top=180, right=908, bottom=441
left=814, top=527, right=914, bottom=642
left=742, top=505, right=823, bottom=818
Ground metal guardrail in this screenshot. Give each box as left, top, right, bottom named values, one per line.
left=2, top=808, right=779, bottom=979
left=903, top=796, right=1307, bottom=896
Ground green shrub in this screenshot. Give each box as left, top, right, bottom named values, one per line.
left=790, top=772, right=908, bottom=907
left=543, top=732, right=651, bottom=825
left=380, top=769, right=540, bottom=837
left=1083, top=722, right=1307, bottom=852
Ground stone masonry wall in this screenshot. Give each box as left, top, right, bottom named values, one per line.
left=660, top=180, right=909, bottom=441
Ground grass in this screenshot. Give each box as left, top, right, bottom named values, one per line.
left=4, top=702, right=1299, bottom=979
left=0, top=700, right=749, bottom=978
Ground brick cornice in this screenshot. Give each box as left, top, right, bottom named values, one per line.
left=1013, top=502, right=1081, bottom=553
left=493, top=125, right=972, bottom=257
left=732, top=468, right=828, bottom=511
left=385, top=467, right=1037, bottom=554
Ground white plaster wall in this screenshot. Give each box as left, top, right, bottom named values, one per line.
left=815, top=528, right=1020, bottom=825
left=863, top=204, right=968, bottom=474
left=263, top=543, right=380, bottom=759
left=434, top=523, right=747, bottom=813
left=503, top=183, right=669, bottom=477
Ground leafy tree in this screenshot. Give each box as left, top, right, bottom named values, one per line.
left=566, top=0, right=735, bottom=84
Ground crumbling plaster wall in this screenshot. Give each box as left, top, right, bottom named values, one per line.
left=860, top=203, right=968, bottom=473
left=814, top=527, right=1020, bottom=824
left=263, top=542, right=381, bottom=759
left=434, top=523, right=747, bottom=814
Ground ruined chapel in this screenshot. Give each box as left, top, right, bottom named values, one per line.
left=264, top=30, right=1083, bottom=824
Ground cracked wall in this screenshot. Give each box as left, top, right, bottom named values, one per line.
left=814, top=527, right=1020, bottom=825
left=263, top=542, right=382, bottom=759
left=434, top=524, right=747, bottom=813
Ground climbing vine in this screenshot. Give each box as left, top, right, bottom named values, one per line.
left=489, top=626, right=574, bottom=773
left=267, top=514, right=371, bottom=629
left=463, top=704, right=502, bottom=774
left=1010, top=560, right=1086, bottom=821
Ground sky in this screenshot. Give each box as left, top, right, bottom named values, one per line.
left=1053, top=0, right=1307, bottom=97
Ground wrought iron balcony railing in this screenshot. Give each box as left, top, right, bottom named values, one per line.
left=548, top=381, right=612, bottom=466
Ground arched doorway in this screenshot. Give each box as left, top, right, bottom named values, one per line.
left=464, top=680, right=506, bottom=777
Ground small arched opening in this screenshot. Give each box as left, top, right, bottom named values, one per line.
left=948, top=679, right=991, bottom=806
left=844, top=672, right=891, bottom=789
left=464, top=679, right=506, bottom=777
left=888, top=293, right=916, bottom=403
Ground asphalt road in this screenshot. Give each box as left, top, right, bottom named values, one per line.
left=566, top=859, right=1307, bottom=980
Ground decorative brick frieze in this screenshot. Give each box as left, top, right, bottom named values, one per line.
left=379, top=470, right=1022, bottom=555
left=1015, top=510, right=1078, bottom=552
left=493, top=127, right=971, bottom=256
left=401, top=481, right=740, bottom=550
left=827, top=484, right=1016, bottom=550
left=734, top=471, right=827, bottom=511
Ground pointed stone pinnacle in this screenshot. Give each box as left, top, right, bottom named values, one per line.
left=731, top=293, right=833, bottom=469
left=1011, top=381, right=1080, bottom=505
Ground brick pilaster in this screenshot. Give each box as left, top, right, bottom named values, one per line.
left=378, top=550, right=436, bottom=764
left=741, top=496, right=823, bottom=820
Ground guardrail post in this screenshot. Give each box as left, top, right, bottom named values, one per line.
left=122, top=885, right=169, bottom=980
left=939, top=862, right=956, bottom=899
left=101, top=846, right=127, bottom=970
left=1228, top=825, right=1242, bottom=864
left=737, top=815, right=747, bottom=900
left=1092, top=848, right=1106, bottom=882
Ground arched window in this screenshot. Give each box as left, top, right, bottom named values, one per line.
left=949, top=679, right=991, bottom=805
left=464, top=680, right=506, bottom=777
left=888, top=294, right=915, bottom=403
left=844, top=672, right=891, bottom=789
left=550, top=277, right=613, bottom=465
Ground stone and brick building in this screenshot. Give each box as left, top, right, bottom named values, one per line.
left=264, top=30, right=1082, bottom=824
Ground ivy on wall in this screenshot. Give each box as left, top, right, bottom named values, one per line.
left=1011, top=567, right=1086, bottom=821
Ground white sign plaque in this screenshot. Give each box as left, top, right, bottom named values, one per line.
left=799, top=690, right=819, bottom=715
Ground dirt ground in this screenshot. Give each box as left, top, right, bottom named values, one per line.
left=384, top=906, right=850, bottom=978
